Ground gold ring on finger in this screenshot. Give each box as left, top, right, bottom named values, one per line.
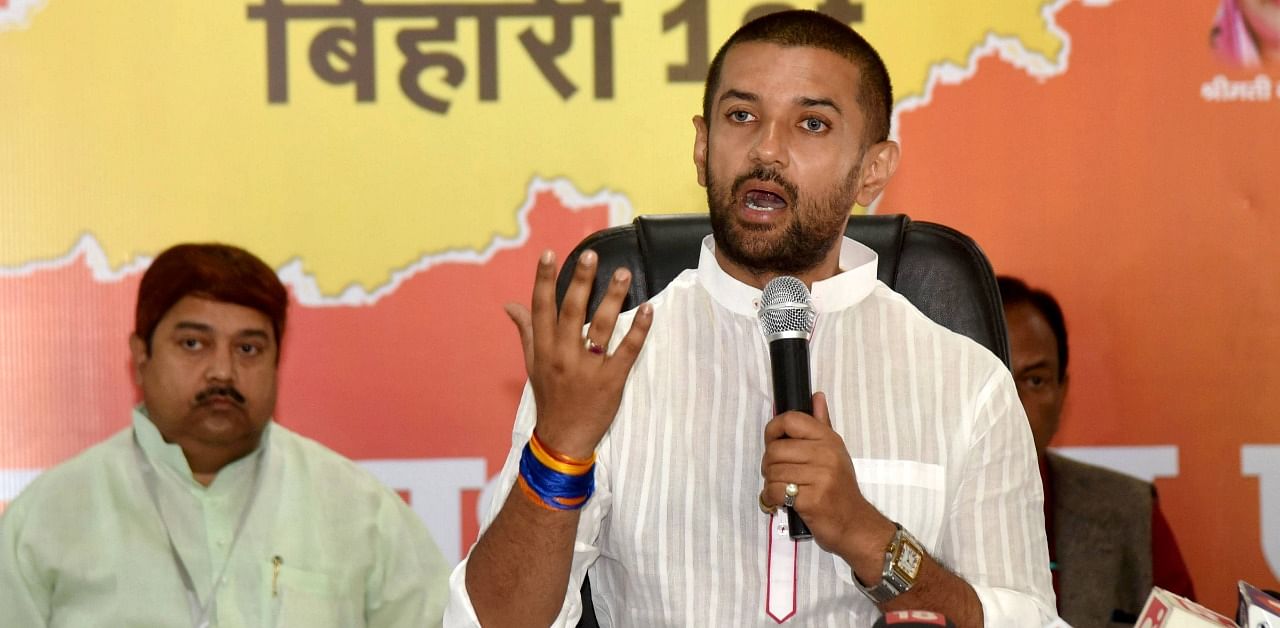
left=758, top=493, right=776, bottom=515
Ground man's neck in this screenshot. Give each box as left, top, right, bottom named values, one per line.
left=713, top=244, right=844, bottom=290
left=178, top=434, right=263, bottom=487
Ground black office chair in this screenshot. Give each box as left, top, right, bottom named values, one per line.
left=553, top=213, right=1009, bottom=628
left=556, top=213, right=1008, bottom=362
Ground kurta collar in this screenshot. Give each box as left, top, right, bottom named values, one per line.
left=695, top=235, right=879, bottom=317
left=132, top=404, right=270, bottom=492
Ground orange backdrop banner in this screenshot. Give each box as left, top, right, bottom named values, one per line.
left=1, top=0, right=1277, bottom=615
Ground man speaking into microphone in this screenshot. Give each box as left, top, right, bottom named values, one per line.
left=450, top=10, right=1053, bottom=627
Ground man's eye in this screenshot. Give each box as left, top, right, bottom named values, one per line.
left=238, top=344, right=260, bottom=356
left=180, top=338, right=203, bottom=350
left=1026, top=375, right=1044, bottom=387
left=729, top=110, right=754, bottom=123
left=802, top=118, right=828, bottom=132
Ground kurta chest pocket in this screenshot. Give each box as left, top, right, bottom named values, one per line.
left=264, top=562, right=349, bottom=627
left=852, top=458, right=947, bottom=547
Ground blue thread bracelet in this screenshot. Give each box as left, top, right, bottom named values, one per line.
left=519, top=442, right=595, bottom=510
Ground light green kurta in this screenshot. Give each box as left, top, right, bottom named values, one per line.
left=0, top=408, right=449, bottom=627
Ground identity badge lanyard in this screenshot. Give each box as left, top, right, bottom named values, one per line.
left=766, top=511, right=798, bottom=623
left=133, top=435, right=267, bottom=628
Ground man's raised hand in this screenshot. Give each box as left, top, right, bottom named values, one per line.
left=505, top=249, right=653, bottom=459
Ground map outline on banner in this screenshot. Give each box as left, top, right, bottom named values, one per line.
left=0, top=0, right=47, bottom=31
left=0, top=177, right=633, bottom=307
left=0, top=0, right=1108, bottom=296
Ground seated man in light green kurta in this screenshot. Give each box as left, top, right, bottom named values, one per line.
left=0, top=243, right=449, bottom=627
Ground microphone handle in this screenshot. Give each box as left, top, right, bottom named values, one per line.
left=769, top=338, right=814, bottom=541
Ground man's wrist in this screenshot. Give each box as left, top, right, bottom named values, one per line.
left=531, top=424, right=598, bottom=461
left=854, top=523, right=928, bottom=604
left=517, top=434, right=595, bottom=511
left=840, top=511, right=897, bottom=585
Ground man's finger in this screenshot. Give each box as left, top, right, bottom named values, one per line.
left=530, top=250, right=558, bottom=361
left=762, top=480, right=808, bottom=513
left=586, top=267, right=632, bottom=349
left=504, top=303, right=535, bottom=375
left=762, top=438, right=825, bottom=468
left=812, top=392, right=832, bottom=427
left=605, top=302, right=653, bottom=375
left=557, top=250, right=598, bottom=344
left=763, top=413, right=788, bottom=443
left=763, top=411, right=824, bottom=443
left=761, top=460, right=822, bottom=484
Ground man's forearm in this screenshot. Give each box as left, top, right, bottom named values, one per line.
left=837, top=516, right=983, bottom=628
left=881, top=556, right=984, bottom=628
left=464, top=490, right=583, bottom=627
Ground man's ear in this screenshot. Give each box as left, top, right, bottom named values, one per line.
left=128, top=333, right=149, bottom=384
left=693, top=115, right=709, bottom=188
left=854, top=140, right=901, bottom=207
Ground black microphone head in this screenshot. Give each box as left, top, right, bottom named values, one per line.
left=758, top=276, right=815, bottom=341
left=871, top=610, right=957, bottom=628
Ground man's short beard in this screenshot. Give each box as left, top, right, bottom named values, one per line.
left=706, top=163, right=859, bottom=277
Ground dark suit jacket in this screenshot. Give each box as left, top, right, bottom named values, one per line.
left=1046, top=452, right=1153, bottom=627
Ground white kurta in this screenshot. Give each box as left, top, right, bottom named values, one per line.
left=448, top=236, right=1054, bottom=627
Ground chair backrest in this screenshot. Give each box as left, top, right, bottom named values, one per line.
left=555, top=213, right=1010, bottom=365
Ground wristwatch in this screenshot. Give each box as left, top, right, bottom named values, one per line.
left=856, top=522, right=925, bottom=604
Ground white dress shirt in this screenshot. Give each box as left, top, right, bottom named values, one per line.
left=447, top=236, right=1055, bottom=627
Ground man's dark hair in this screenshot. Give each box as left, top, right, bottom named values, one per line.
left=998, top=275, right=1068, bottom=382
left=135, top=243, right=289, bottom=355
left=701, top=10, right=893, bottom=146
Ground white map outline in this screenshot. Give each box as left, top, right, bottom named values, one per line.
left=0, top=0, right=48, bottom=32
left=891, top=0, right=1117, bottom=137
left=1, top=0, right=1120, bottom=300
left=0, top=177, right=633, bottom=307
left=863, top=0, right=1116, bottom=213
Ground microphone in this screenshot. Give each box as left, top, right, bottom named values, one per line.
left=872, top=610, right=957, bottom=627
left=758, top=275, right=816, bottom=541
left=1237, top=580, right=1280, bottom=627
left=1138, top=587, right=1237, bottom=627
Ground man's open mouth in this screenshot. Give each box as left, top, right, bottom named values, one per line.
left=744, top=189, right=788, bottom=212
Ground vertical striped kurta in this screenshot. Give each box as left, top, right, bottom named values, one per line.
left=449, top=236, right=1054, bottom=627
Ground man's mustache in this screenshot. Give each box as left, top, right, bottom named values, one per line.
left=731, top=166, right=799, bottom=202
left=194, top=386, right=246, bottom=406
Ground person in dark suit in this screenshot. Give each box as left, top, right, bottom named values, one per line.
left=998, top=275, right=1196, bottom=627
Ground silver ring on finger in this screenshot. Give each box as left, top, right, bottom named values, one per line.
left=783, top=483, right=799, bottom=508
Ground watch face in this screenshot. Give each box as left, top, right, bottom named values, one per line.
left=893, top=541, right=923, bottom=581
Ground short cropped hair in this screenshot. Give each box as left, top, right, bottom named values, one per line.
left=997, top=275, right=1068, bottom=382
left=702, top=10, right=893, bottom=146
left=135, top=243, right=288, bottom=354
